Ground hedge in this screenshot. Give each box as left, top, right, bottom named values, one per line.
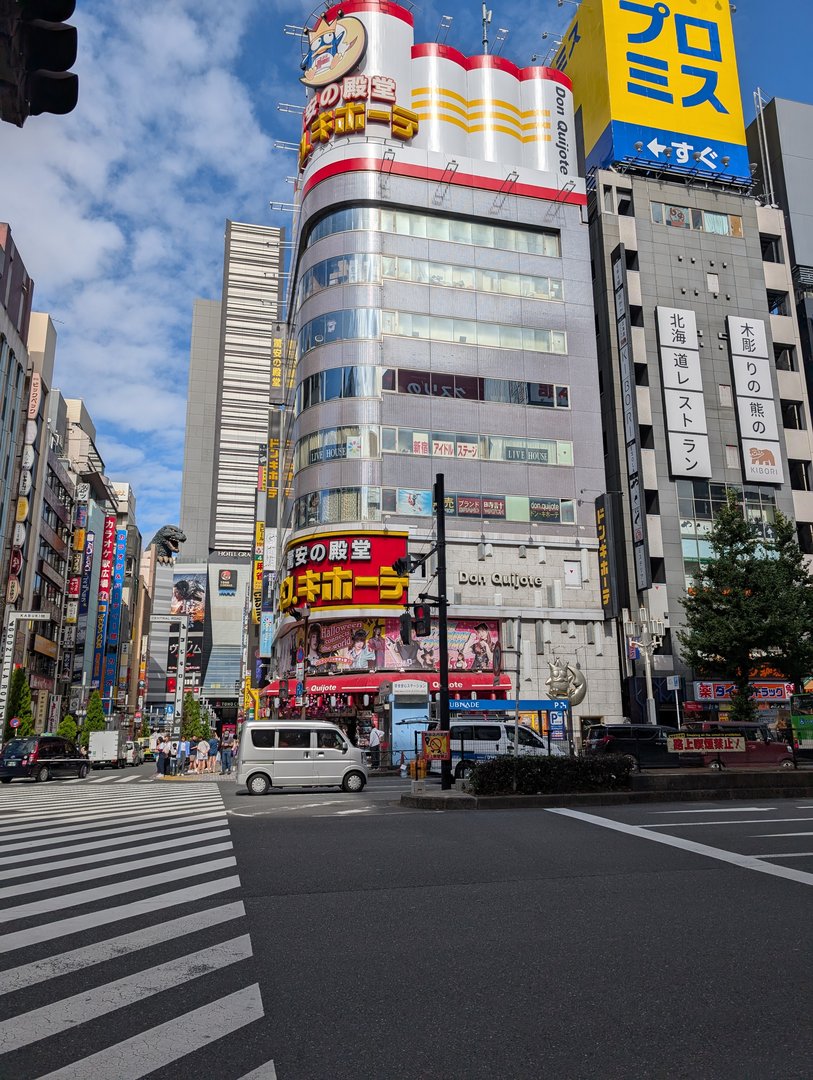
left=465, top=754, right=633, bottom=796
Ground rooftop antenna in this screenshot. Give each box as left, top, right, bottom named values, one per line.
left=753, top=87, right=775, bottom=205
left=493, top=27, right=509, bottom=55
left=482, top=3, right=492, bottom=54
left=436, top=14, right=453, bottom=44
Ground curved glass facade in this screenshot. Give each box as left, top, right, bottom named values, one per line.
left=298, top=308, right=567, bottom=358
left=296, top=251, right=564, bottom=309
left=305, top=206, right=561, bottom=256
left=294, top=365, right=570, bottom=418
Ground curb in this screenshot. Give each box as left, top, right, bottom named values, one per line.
left=401, top=776, right=813, bottom=810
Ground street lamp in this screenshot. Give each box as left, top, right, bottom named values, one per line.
left=290, top=603, right=311, bottom=721
left=623, top=607, right=664, bottom=725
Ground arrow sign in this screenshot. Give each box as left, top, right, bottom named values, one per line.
left=647, top=137, right=667, bottom=157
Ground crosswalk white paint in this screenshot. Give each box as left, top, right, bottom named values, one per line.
left=0, top=782, right=269, bottom=1078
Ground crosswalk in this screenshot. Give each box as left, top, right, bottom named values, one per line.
left=0, top=782, right=271, bottom=1079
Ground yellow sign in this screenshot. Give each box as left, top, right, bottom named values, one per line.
left=559, top=0, right=748, bottom=179
left=422, top=731, right=451, bottom=761
left=243, top=676, right=253, bottom=712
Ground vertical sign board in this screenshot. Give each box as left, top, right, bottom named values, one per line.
left=595, top=494, right=620, bottom=619
left=73, top=530, right=95, bottom=681
left=102, top=529, right=128, bottom=706
left=726, top=316, right=784, bottom=484
left=612, top=244, right=650, bottom=591
left=91, top=516, right=117, bottom=691
left=656, top=307, right=712, bottom=479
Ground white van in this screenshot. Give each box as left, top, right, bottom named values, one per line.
left=428, top=719, right=567, bottom=780
left=236, top=720, right=368, bottom=796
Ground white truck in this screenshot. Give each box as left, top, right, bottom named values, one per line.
left=88, top=730, right=127, bottom=769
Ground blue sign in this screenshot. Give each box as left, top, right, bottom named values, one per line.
left=549, top=711, right=566, bottom=741
left=449, top=699, right=569, bottom=712
left=165, top=704, right=175, bottom=717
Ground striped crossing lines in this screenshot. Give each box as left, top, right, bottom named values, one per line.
left=0, top=782, right=275, bottom=1079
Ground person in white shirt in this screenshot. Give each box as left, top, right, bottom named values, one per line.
left=368, top=718, right=383, bottom=770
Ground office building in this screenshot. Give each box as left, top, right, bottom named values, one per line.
left=262, top=0, right=624, bottom=744
left=560, top=0, right=813, bottom=720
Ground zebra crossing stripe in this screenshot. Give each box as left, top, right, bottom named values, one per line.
left=113, top=775, right=140, bottom=783
left=0, top=799, right=223, bottom=832
left=0, top=874, right=242, bottom=954
left=0, top=900, right=246, bottom=995
left=1, top=827, right=231, bottom=881
left=24, top=983, right=264, bottom=1080
left=0, top=817, right=228, bottom=866
left=0, top=806, right=226, bottom=848
left=0, top=841, right=234, bottom=900
left=0, top=855, right=237, bottom=923
left=0, top=934, right=254, bottom=1053
left=237, top=1061, right=278, bottom=1079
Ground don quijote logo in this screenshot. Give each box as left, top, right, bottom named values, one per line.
left=300, top=13, right=367, bottom=88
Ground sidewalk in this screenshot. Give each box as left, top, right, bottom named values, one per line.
left=153, top=771, right=237, bottom=783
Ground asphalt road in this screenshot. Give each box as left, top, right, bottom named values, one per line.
left=0, top=773, right=812, bottom=1079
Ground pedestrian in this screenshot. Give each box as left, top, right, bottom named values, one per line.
left=169, top=740, right=178, bottom=776
left=178, top=739, right=189, bottom=773
left=155, top=736, right=166, bottom=777
left=220, top=730, right=235, bottom=775
left=207, top=732, right=219, bottom=774
left=196, top=736, right=209, bottom=775
left=368, top=717, right=383, bottom=770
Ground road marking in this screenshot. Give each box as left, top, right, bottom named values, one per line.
left=0, top=815, right=227, bottom=865
left=1, top=828, right=231, bottom=881
left=113, top=775, right=140, bottom=783
left=755, top=852, right=813, bottom=859
left=754, top=830, right=813, bottom=838
left=32, top=983, right=265, bottom=1080
left=0, top=934, right=253, bottom=1053
left=549, top=808, right=813, bottom=888
left=0, top=807, right=226, bottom=849
left=0, top=900, right=246, bottom=995
left=0, top=875, right=241, bottom=954
left=650, top=807, right=775, bottom=814
left=0, top=841, right=234, bottom=900
left=335, top=807, right=373, bottom=816
left=238, top=1061, right=278, bottom=1080
left=0, top=855, right=237, bottom=923
left=642, top=817, right=813, bottom=829
left=0, top=800, right=224, bottom=832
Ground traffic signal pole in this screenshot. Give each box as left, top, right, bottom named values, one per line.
left=435, top=473, right=453, bottom=790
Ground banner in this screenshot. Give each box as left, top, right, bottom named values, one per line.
left=279, top=530, right=408, bottom=613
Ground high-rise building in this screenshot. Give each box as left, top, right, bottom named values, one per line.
left=561, top=0, right=813, bottom=722
left=262, top=0, right=624, bottom=746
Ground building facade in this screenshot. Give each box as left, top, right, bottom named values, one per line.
left=262, top=0, right=624, bottom=744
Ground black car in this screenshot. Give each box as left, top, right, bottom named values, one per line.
left=0, top=736, right=89, bottom=783
left=583, top=724, right=702, bottom=770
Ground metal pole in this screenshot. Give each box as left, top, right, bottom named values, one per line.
left=300, top=612, right=309, bottom=722
left=436, top=474, right=452, bottom=790
left=512, top=617, right=522, bottom=792
left=641, top=627, right=657, bottom=724
left=674, top=686, right=682, bottom=729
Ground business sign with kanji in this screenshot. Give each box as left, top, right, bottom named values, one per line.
left=667, top=734, right=745, bottom=753
left=279, top=531, right=408, bottom=613
left=693, top=681, right=795, bottom=703
left=422, top=731, right=451, bottom=761
left=558, top=0, right=749, bottom=183
left=595, top=494, right=619, bottom=618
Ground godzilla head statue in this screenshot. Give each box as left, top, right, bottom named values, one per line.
left=149, top=525, right=187, bottom=566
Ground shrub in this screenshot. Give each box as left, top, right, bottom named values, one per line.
left=466, top=754, right=633, bottom=797
left=57, top=715, right=77, bottom=741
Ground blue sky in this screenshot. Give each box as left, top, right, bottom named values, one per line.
left=0, top=0, right=809, bottom=543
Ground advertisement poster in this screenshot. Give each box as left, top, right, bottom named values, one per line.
left=170, top=572, right=207, bottom=625
left=283, top=617, right=500, bottom=677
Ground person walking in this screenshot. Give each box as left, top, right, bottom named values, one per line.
left=368, top=717, right=383, bottom=770
left=155, top=737, right=167, bottom=778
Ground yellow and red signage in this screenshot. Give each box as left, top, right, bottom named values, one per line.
left=422, top=730, right=450, bottom=761
left=279, top=530, right=408, bottom=613
left=667, top=734, right=745, bottom=753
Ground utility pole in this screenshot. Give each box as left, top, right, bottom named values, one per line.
left=623, top=607, right=664, bottom=724
left=435, top=474, right=453, bottom=790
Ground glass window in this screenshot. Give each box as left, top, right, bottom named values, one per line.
left=323, top=368, right=343, bottom=401
left=449, top=219, right=472, bottom=244
left=703, top=211, right=730, bottom=235
left=426, top=216, right=449, bottom=241
left=278, top=729, right=311, bottom=749
left=382, top=427, right=396, bottom=451
left=651, top=203, right=663, bottom=225
left=499, top=324, right=523, bottom=350
left=317, top=730, right=346, bottom=750
left=251, top=729, right=276, bottom=748
left=474, top=725, right=502, bottom=741
left=451, top=725, right=474, bottom=741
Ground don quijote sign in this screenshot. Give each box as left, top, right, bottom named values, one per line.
left=459, top=571, right=545, bottom=590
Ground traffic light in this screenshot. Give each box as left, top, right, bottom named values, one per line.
left=0, top=1, right=79, bottom=127
left=413, top=603, right=431, bottom=637
left=399, top=610, right=412, bottom=645
left=392, top=556, right=411, bottom=576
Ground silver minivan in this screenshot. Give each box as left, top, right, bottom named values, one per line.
left=236, top=720, right=368, bottom=796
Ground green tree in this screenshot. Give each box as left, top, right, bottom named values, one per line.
left=678, top=492, right=813, bottom=722
left=4, top=668, right=34, bottom=739
left=56, top=715, right=77, bottom=741
left=80, top=690, right=107, bottom=748
left=139, top=715, right=150, bottom=739
left=181, top=693, right=204, bottom=739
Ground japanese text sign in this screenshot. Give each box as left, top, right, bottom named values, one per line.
left=657, top=307, right=711, bottom=480
left=97, top=516, right=118, bottom=605
left=693, top=681, right=795, bottom=702
left=558, top=0, right=749, bottom=181
left=422, top=731, right=451, bottom=761
left=667, top=734, right=745, bottom=753
left=279, top=531, right=408, bottom=613
left=595, top=495, right=619, bottom=619
left=726, top=315, right=783, bottom=485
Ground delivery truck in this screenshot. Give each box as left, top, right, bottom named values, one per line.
left=88, top=729, right=127, bottom=769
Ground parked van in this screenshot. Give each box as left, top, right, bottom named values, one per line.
left=682, top=721, right=795, bottom=770
left=236, top=720, right=368, bottom=796
left=583, top=724, right=698, bottom=770
left=428, top=719, right=566, bottom=780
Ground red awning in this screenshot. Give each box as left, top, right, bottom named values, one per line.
left=262, top=671, right=513, bottom=697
